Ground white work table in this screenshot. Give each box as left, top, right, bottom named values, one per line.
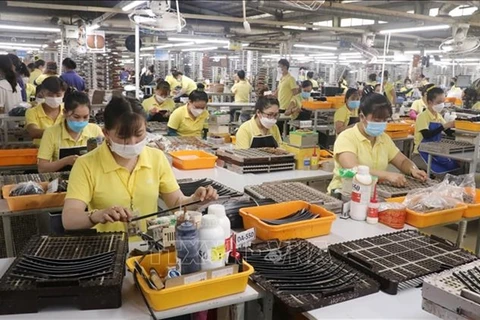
left=208, top=102, right=255, bottom=108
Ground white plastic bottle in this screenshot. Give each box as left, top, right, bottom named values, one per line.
left=198, top=215, right=226, bottom=271
left=350, top=165, right=373, bottom=221
left=208, top=204, right=232, bottom=260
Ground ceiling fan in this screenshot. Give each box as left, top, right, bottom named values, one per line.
left=128, top=0, right=186, bottom=32
left=440, top=23, right=480, bottom=55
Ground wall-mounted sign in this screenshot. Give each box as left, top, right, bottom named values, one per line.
left=86, top=30, right=106, bottom=53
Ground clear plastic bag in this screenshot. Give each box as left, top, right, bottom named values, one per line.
left=378, top=202, right=406, bottom=212
left=442, top=173, right=476, bottom=203
left=9, top=181, right=44, bottom=197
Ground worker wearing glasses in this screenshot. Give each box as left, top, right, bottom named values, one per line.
left=235, top=97, right=282, bottom=149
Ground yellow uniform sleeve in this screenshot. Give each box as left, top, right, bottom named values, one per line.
left=158, top=151, right=180, bottom=194
left=385, top=135, right=401, bottom=162
left=473, top=102, right=480, bottom=110
left=25, top=107, right=39, bottom=128
left=167, top=107, right=183, bottom=130
left=160, top=99, right=175, bottom=112
left=333, top=131, right=357, bottom=157
left=184, top=78, right=197, bottom=95
left=334, top=106, right=348, bottom=124
left=142, top=97, right=154, bottom=112
left=37, top=126, right=56, bottom=161
left=231, top=83, right=238, bottom=94
left=415, top=112, right=430, bottom=132
left=288, top=76, right=297, bottom=91
left=411, top=100, right=425, bottom=113
left=235, top=123, right=252, bottom=149
left=65, top=157, right=93, bottom=206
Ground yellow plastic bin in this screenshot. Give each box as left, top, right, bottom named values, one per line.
left=126, top=251, right=254, bottom=311
left=169, top=150, right=217, bottom=170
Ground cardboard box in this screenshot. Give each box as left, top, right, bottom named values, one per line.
left=208, top=125, right=230, bottom=134
left=289, top=131, right=318, bottom=147
left=209, top=114, right=230, bottom=125
left=283, top=144, right=317, bottom=170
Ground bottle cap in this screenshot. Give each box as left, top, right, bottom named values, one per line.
left=357, top=165, right=369, bottom=175
left=201, top=214, right=219, bottom=229
left=176, top=221, right=195, bottom=232
left=208, top=204, right=227, bottom=218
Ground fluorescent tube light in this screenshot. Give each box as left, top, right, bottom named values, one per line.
left=294, top=44, right=337, bottom=51
left=380, top=25, right=450, bottom=34
left=0, top=42, right=42, bottom=47
left=0, top=45, right=40, bottom=51
left=168, top=37, right=229, bottom=44
left=0, top=51, right=7, bottom=55
left=0, top=24, right=60, bottom=32
left=54, top=39, right=62, bottom=44
left=140, top=53, right=153, bottom=57
left=156, top=42, right=195, bottom=49
left=87, top=24, right=100, bottom=31
left=283, top=26, right=307, bottom=30
left=181, top=47, right=218, bottom=52
left=140, top=46, right=155, bottom=51
left=122, top=1, right=147, bottom=11
left=340, top=52, right=362, bottom=56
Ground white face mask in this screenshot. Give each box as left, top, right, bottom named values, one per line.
left=35, top=97, right=45, bottom=104
left=109, top=138, right=147, bottom=159
left=44, top=97, right=63, bottom=108
left=190, top=107, right=204, bottom=118
left=406, top=84, right=413, bottom=89
left=155, top=95, right=166, bottom=103
left=433, top=103, right=445, bottom=113
left=277, top=67, right=282, bottom=75
left=260, top=116, right=277, bottom=129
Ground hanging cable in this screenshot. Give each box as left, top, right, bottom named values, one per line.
left=243, top=0, right=251, bottom=32
left=176, top=0, right=182, bottom=32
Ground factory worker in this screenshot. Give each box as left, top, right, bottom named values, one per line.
left=307, top=71, right=319, bottom=89
left=167, top=90, right=209, bottom=137
left=412, top=87, right=457, bottom=173
left=328, top=93, right=427, bottom=194
left=380, top=70, right=397, bottom=106
left=165, top=67, right=181, bottom=93
left=334, top=88, right=360, bottom=135
left=0, top=55, right=22, bottom=113
left=275, top=58, right=298, bottom=111
left=236, top=97, right=282, bottom=149
left=34, top=61, right=59, bottom=86
left=285, top=80, right=313, bottom=121
left=409, top=83, right=434, bottom=119
left=62, top=96, right=218, bottom=234
left=400, top=78, right=414, bottom=99
left=142, top=81, right=175, bottom=122
left=173, top=71, right=197, bottom=98
left=25, top=77, right=67, bottom=145
left=37, top=91, right=103, bottom=173
left=29, top=59, right=45, bottom=84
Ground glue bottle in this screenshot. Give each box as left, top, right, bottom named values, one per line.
left=310, top=147, right=319, bottom=170
left=350, top=165, right=372, bottom=221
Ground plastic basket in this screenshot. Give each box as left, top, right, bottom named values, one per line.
left=0, top=148, right=38, bottom=166
left=126, top=251, right=253, bottom=311
left=463, top=188, right=480, bottom=218
left=169, top=150, right=217, bottom=170
left=386, top=131, right=410, bottom=139
left=301, top=101, right=332, bottom=110
left=326, top=96, right=345, bottom=108
left=385, top=123, right=412, bottom=132
left=386, top=197, right=466, bottom=228
left=455, top=120, right=480, bottom=132
left=2, top=182, right=65, bottom=211
left=239, top=201, right=336, bottom=240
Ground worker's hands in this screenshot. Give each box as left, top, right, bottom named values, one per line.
left=192, top=185, right=219, bottom=202
left=63, top=155, right=79, bottom=166
left=385, top=172, right=407, bottom=187
left=92, top=206, right=133, bottom=224
left=443, top=121, right=455, bottom=129
left=162, top=111, right=170, bottom=118
left=150, top=107, right=159, bottom=115
left=411, top=168, right=428, bottom=182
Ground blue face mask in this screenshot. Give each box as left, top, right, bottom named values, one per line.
left=348, top=101, right=360, bottom=109
left=377, top=77, right=383, bottom=83
left=67, top=120, right=89, bottom=133
left=365, top=121, right=387, bottom=137
left=301, top=91, right=311, bottom=99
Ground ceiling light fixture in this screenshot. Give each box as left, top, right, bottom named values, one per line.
left=168, top=37, right=229, bottom=44
left=294, top=44, right=337, bottom=51
left=0, top=42, right=42, bottom=48
left=181, top=47, right=218, bottom=52
left=0, top=24, right=60, bottom=32
left=140, top=46, right=155, bottom=51
left=54, top=39, right=62, bottom=44
left=122, top=0, right=147, bottom=12
left=380, top=25, right=450, bottom=34
left=156, top=42, right=195, bottom=49
left=87, top=24, right=100, bottom=31
left=0, top=45, right=40, bottom=51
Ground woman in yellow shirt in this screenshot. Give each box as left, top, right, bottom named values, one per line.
left=328, top=93, right=427, bottom=193
left=236, top=97, right=282, bottom=149
left=25, top=77, right=67, bottom=145
left=62, top=96, right=218, bottom=233
left=167, top=90, right=209, bottom=137
left=142, top=81, right=175, bottom=122
left=285, top=80, right=313, bottom=121
left=34, top=61, right=58, bottom=86
left=400, top=78, right=414, bottom=99
left=409, top=83, right=434, bottom=119
left=37, top=91, right=103, bottom=173
left=334, top=88, right=360, bottom=135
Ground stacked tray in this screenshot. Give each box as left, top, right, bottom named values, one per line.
left=244, top=182, right=343, bottom=214
left=0, top=232, right=128, bottom=314
left=146, top=122, right=168, bottom=133
left=419, top=139, right=474, bottom=154
left=241, top=239, right=380, bottom=313
left=376, top=177, right=438, bottom=198
left=217, top=148, right=295, bottom=174
left=0, top=172, right=70, bottom=190
left=422, top=260, right=480, bottom=319
left=329, top=230, right=478, bottom=294
left=178, top=178, right=243, bottom=198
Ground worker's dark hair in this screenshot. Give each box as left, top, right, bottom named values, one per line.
left=18, top=63, right=30, bottom=77
left=155, top=80, right=170, bottom=91
left=368, top=73, right=377, bottom=82
left=360, top=92, right=392, bottom=119
left=148, top=65, right=154, bottom=73
left=0, top=55, right=17, bottom=93
left=278, top=59, right=290, bottom=70
left=345, top=88, right=359, bottom=102
left=40, top=76, right=68, bottom=94
left=426, top=87, right=445, bottom=104
left=7, top=53, right=20, bottom=70
left=382, top=70, right=389, bottom=77
left=420, top=74, right=425, bottom=78
left=301, top=80, right=312, bottom=88
left=188, top=90, right=208, bottom=103
left=172, top=71, right=182, bottom=77
left=104, top=96, right=146, bottom=140
left=299, top=67, right=306, bottom=70
left=64, top=91, right=91, bottom=112
left=420, top=83, right=435, bottom=96
left=254, top=97, right=280, bottom=115
left=196, top=83, right=205, bottom=91
left=34, top=59, right=45, bottom=68
left=237, top=70, right=245, bottom=80
left=404, top=78, right=412, bottom=84
left=45, top=61, right=57, bottom=74
left=307, top=71, right=314, bottom=79
left=62, top=57, right=77, bottom=70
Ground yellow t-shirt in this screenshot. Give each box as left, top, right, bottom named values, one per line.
left=66, top=143, right=180, bottom=234
left=25, top=104, right=64, bottom=146
left=400, top=86, right=413, bottom=98
left=309, top=79, right=319, bottom=88
left=328, top=124, right=400, bottom=192
left=413, top=109, right=446, bottom=154
left=384, top=81, right=395, bottom=104
left=34, top=74, right=58, bottom=86
left=165, top=75, right=181, bottom=92
left=37, top=121, right=103, bottom=162
left=288, top=94, right=313, bottom=120
left=334, top=104, right=359, bottom=129
left=142, top=96, right=175, bottom=113
left=26, top=83, right=36, bottom=101
left=411, top=99, right=426, bottom=114
left=29, top=69, right=42, bottom=85
left=231, top=80, right=252, bottom=103
left=278, top=73, right=297, bottom=110
left=180, top=76, right=197, bottom=95
left=167, top=105, right=208, bottom=137
left=235, top=117, right=282, bottom=149
left=473, top=102, right=480, bottom=110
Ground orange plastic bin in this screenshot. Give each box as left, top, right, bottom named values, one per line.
left=0, top=148, right=38, bottom=166
left=2, top=182, right=66, bottom=211
left=463, top=188, right=480, bottom=218
left=169, top=150, right=217, bottom=170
